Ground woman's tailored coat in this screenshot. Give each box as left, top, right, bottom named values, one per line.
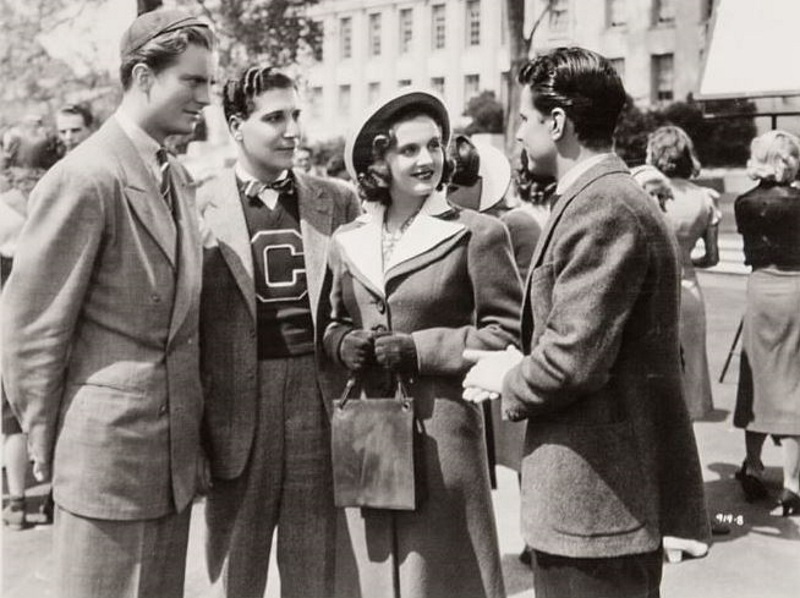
left=323, top=191, right=521, bottom=598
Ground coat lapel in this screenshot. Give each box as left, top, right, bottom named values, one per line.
left=108, top=121, right=177, bottom=267
left=529, top=155, right=629, bottom=270
left=523, top=154, right=631, bottom=348
left=384, top=192, right=466, bottom=276
left=167, top=161, right=201, bottom=342
left=335, top=190, right=467, bottom=296
left=336, top=211, right=385, bottom=297
left=295, top=172, right=333, bottom=320
left=205, top=169, right=257, bottom=321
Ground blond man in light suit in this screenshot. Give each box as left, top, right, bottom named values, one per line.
left=0, top=10, right=215, bottom=598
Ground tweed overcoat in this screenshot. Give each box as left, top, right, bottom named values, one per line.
left=198, top=168, right=360, bottom=480
left=323, top=190, right=521, bottom=598
left=1, top=118, right=203, bottom=520
left=502, top=155, right=710, bottom=558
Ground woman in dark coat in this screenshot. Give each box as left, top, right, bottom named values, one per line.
left=323, top=89, right=521, bottom=598
left=734, top=130, right=800, bottom=516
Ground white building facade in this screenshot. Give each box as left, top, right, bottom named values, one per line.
left=303, top=0, right=511, bottom=141
left=528, top=0, right=714, bottom=106
left=301, top=0, right=715, bottom=142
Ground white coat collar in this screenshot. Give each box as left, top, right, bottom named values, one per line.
left=337, top=189, right=466, bottom=295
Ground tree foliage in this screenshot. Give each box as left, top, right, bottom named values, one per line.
left=184, top=0, right=322, bottom=75
left=464, top=91, right=504, bottom=135
left=613, top=97, right=757, bottom=168
left=0, top=0, right=116, bottom=128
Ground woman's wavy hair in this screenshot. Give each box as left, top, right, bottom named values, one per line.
left=358, top=108, right=454, bottom=205
left=222, top=66, right=296, bottom=123
left=120, top=25, right=214, bottom=91
left=746, top=130, right=800, bottom=183
left=646, top=125, right=701, bottom=179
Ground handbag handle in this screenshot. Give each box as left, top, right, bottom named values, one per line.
left=338, top=374, right=409, bottom=409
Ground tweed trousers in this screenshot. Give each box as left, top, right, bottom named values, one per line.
left=205, top=354, right=336, bottom=598
left=53, top=505, right=192, bottom=598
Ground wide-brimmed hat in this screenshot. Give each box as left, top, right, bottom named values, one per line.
left=344, top=88, right=451, bottom=182
left=448, top=137, right=511, bottom=212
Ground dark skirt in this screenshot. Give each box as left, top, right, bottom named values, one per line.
left=734, top=267, right=800, bottom=435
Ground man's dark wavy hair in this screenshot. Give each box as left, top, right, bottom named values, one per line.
left=517, top=47, right=626, bottom=150
left=358, top=108, right=454, bottom=205
left=222, top=66, right=296, bottom=123
left=120, top=25, right=214, bottom=91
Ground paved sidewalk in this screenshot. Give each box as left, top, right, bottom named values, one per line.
left=3, top=271, right=799, bottom=597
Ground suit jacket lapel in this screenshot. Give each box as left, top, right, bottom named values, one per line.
left=295, top=173, right=333, bottom=320
left=206, top=169, right=257, bottom=321
left=107, top=120, right=177, bottom=267
left=168, top=161, right=200, bottom=342
left=522, top=154, right=631, bottom=348
left=529, top=155, right=629, bottom=270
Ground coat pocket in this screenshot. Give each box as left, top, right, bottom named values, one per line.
left=524, top=421, right=648, bottom=537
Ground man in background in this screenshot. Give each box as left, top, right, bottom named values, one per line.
left=55, top=104, right=94, bottom=155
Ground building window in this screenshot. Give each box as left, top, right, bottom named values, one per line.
left=431, top=76, right=445, bottom=96
left=607, top=0, right=626, bottom=27
left=308, top=86, right=323, bottom=119
left=652, top=54, right=674, bottom=103
left=466, top=0, right=481, bottom=47
left=654, top=0, right=675, bottom=25
left=464, top=74, right=480, bottom=104
left=549, top=0, right=569, bottom=33
left=367, top=82, right=381, bottom=105
left=368, top=13, right=382, bottom=57
left=339, top=84, right=352, bottom=116
left=340, top=17, right=352, bottom=59
left=398, top=79, right=412, bottom=89
left=399, top=8, right=413, bottom=54
left=432, top=4, right=446, bottom=50
left=609, top=58, right=625, bottom=84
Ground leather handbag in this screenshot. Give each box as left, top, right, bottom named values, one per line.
left=331, top=375, right=420, bottom=510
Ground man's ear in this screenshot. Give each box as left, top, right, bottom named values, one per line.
left=131, top=63, right=153, bottom=93
left=229, top=115, right=244, bottom=142
left=550, top=108, right=567, bottom=141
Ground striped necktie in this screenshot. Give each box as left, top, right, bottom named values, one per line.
left=155, top=148, right=174, bottom=213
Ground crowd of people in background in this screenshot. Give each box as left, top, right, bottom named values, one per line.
left=1, top=7, right=799, bottom=598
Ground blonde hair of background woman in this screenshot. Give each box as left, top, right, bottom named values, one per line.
left=746, top=129, right=800, bottom=183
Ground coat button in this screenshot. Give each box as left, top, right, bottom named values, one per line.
left=151, top=293, right=161, bottom=303
left=158, top=404, right=168, bottom=416
left=375, top=299, right=386, bottom=314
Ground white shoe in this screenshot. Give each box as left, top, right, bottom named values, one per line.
left=663, top=536, right=709, bottom=563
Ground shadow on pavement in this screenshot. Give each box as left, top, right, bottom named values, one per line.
left=704, top=462, right=800, bottom=544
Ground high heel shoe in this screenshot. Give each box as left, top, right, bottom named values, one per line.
left=735, top=461, right=769, bottom=502
left=778, top=489, right=800, bottom=517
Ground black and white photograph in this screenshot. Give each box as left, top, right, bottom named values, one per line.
left=2, top=1, right=799, bottom=597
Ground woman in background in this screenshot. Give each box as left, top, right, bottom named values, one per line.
left=734, top=130, right=800, bottom=516
left=647, top=125, right=720, bottom=420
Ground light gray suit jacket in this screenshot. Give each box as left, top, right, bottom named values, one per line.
left=198, top=169, right=360, bottom=479
left=502, top=155, right=710, bottom=557
left=1, top=118, right=204, bottom=520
